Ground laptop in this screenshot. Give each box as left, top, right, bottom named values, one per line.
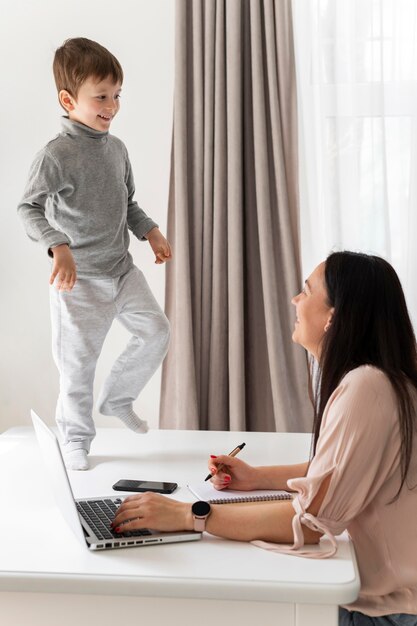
left=30, top=410, right=202, bottom=550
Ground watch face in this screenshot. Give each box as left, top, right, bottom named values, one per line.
left=192, top=500, right=211, bottom=516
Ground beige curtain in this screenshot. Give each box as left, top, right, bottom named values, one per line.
left=160, top=0, right=312, bottom=432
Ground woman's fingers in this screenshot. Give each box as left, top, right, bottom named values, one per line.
left=112, top=507, right=143, bottom=529
left=212, top=477, right=231, bottom=491
left=113, top=518, right=140, bottom=532
left=118, top=494, right=143, bottom=507
left=207, top=454, right=239, bottom=480
left=209, top=463, right=233, bottom=490
left=112, top=494, right=142, bottom=524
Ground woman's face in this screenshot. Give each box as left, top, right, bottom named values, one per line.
left=291, top=262, right=334, bottom=359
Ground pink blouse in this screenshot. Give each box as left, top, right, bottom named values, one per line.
left=253, top=365, right=417, bottom=616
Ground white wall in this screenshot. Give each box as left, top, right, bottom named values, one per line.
left=0, top=0, right=175, bottom=431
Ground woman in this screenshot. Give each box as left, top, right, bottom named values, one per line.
left=112, top=252, right=417, bottom=625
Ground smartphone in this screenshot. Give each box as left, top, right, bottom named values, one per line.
left=112, top=479, right=178, bottom=494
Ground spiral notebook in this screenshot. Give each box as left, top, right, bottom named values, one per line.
left=187, top=482, right=292, bottom=504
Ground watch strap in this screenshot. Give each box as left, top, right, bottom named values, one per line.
left=193, top=516, right=208, bottom=532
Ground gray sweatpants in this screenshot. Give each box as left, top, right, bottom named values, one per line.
left=49, top=266, right=170, bottom=451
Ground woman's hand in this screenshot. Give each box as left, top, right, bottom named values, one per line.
left=208, top=454, right=260, bottom=491
left=111, top=492, right=192, bottom=533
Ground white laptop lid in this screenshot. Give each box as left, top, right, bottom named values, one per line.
left=31, top=409, right=87, bottom=546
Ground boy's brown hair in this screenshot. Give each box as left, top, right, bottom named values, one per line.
left=53, top=38, right=123, bottom=102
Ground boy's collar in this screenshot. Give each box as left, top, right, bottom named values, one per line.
left=61, top=116, right=109, bottom=139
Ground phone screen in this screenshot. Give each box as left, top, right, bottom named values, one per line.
left=137, top=481, right=175, bottom=491
left=112, top=479, right=178, bottom=494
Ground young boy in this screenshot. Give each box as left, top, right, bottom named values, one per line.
left=18, top=38, right=171, bottom=471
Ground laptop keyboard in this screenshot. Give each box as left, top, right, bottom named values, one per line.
left=76, top=498, right=153, bottom=541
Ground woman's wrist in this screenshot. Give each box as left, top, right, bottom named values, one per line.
left=251, top=466, right=287, bottom=490
left=247, top=466, right=270, bottom=489
left=183, top=503, right=194, bottom=531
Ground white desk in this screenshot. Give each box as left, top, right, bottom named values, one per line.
left=0, top=427, right=359, bottom=626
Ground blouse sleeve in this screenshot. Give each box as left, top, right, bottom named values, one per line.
left=252, top=367, right=401, bottom=558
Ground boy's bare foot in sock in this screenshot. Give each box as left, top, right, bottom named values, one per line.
left=64, top=448, right=89, bottom=471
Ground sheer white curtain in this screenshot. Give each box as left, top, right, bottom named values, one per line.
left=292, top=0, right=417, bottom=326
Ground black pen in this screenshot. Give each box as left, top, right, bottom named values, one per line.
left=204, top=442, right=246, bottom=481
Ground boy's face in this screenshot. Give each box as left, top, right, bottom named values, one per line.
left=60, top=76, right=122, bottom=132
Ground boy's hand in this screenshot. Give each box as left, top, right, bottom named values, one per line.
left=145, top=227, right=172, bottom=264
left=49, top=244, right=77, bottom=291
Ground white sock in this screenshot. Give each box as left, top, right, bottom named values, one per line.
left=64, top=448, right=89, bottom=471
left=116, top=409, right=148, bottom=434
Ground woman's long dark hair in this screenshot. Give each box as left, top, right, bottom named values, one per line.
left=313, top=251, right=417, bottom=497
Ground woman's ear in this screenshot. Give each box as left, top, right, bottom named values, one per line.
left=58, top=90, right=75, bottom=112
left=324, top=307, right=335, bottom=332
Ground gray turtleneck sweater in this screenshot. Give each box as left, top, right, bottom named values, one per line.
left=17, top=117, right=158, bottom=278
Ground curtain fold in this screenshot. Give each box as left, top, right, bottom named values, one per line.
left=160, top=0, right=312, bottom=432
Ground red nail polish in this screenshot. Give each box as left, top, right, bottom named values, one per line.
left=115, top=527, right=121, bottom=532
left=224, top=475, right=231, bottom=481
left=210, top=455, right=217, bottom=458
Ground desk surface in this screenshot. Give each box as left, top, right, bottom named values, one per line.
left=0, top=426, right=359, bottom=604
